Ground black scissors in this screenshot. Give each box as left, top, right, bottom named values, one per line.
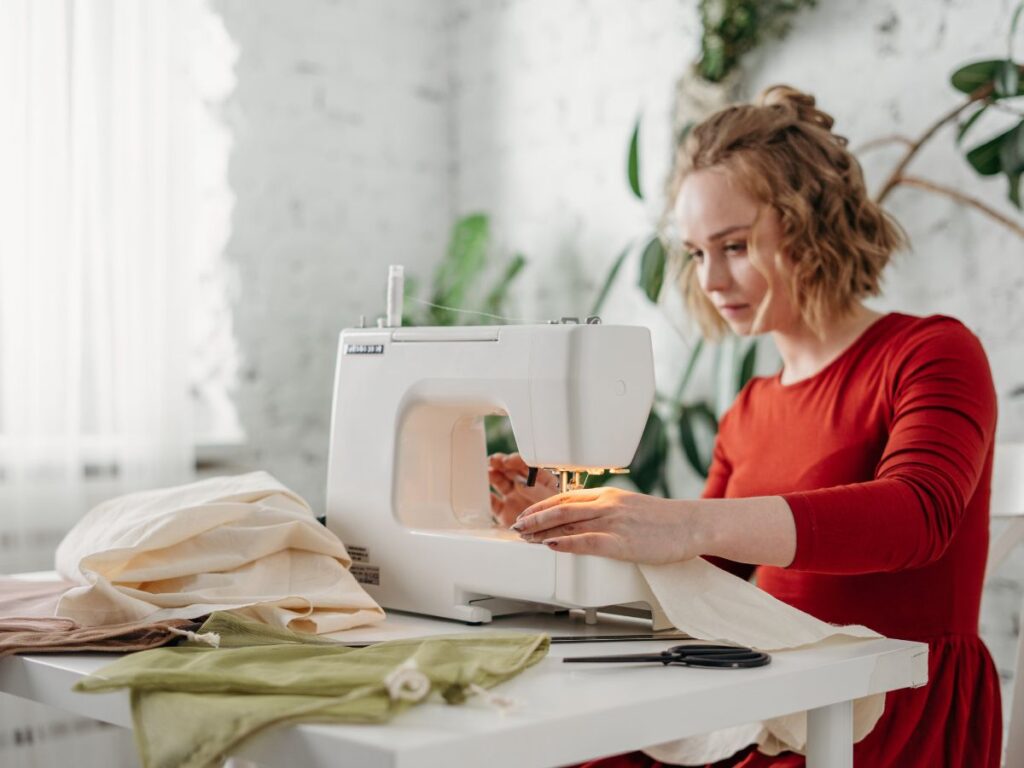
left=563, top=643, right=770, bottom=669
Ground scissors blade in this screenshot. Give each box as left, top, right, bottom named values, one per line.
left=551, top=633, right=691, bottom=644
left=562, top=653, right=670, bottom=664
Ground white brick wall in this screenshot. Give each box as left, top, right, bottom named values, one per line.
left=210, top=0, right=453, bottom=510
left=213, top=0, right=1022, bottom=724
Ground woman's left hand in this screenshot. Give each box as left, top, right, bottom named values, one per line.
left=512, top=487, right=706, bottom=565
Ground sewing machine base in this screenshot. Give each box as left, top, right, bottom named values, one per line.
left=410, top=594, right=673, bottom=631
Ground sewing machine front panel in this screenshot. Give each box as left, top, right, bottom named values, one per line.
left=325, top=323, right=660, bottom=624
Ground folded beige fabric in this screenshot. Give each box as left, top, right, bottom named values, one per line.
left=0, top=616, right=204, bottom=657
left=54, top=472, right=384, bottom=633
left=638, top=558, right=885, bottom=765
left=0, top=575, right=75, bottom=618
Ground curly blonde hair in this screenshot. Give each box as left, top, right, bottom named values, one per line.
left=669, top=85, right=906, bottom=339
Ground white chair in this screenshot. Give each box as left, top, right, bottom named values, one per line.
left=986, top=442, right=1024, bottom=768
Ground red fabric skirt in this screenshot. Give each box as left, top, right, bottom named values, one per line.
left=575, top=635, right=1001, bottom=768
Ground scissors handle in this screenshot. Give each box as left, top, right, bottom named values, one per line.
left=563, top=643, right=771, bottom=669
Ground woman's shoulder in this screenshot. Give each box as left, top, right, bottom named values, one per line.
left=874, top=313, right=994, bottom=407
left=878, top=312, right=987, bottom=360
left=883, top=311, right=973, bottom=337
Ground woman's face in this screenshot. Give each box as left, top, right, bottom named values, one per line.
left=674, top=168, right=795, bottom=336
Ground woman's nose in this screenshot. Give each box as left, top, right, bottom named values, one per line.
left=699, top=253, right=730, bottom=293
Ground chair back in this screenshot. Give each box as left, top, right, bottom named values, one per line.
left=987, top=442, right=1024, bottom=768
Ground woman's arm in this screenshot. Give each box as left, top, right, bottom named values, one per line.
left=693, top=495, right=796, bottom=567
left=513, top=488, right=796, bottom=566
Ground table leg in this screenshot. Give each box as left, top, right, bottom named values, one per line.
left=805, top=700, right=853, bottom=768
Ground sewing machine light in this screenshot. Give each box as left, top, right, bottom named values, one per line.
left=547, top=467, right=631, bottom=493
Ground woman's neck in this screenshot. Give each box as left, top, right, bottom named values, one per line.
left=771, top=303, right=883, bottom=386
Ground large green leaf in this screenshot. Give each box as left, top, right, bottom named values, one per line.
left=628, top=410, right=669, bottom=494
left=401, top=274, right=422, bottom=325
left=431, top=213, right=490, bottom=322
left=481, top=253, right=526, bottom=320
left=966, top=127, right=1013, bottom=176
left=589, top=241, right=633, bottom=316
left=736, top=339, right=759, bottom=392
left=999, top=120, right=1024, bottom=175
left=951, top=59, right=1024, bottom=97
left=1000, top=121, right=1024, bottom=208
left=996, top=60, right=1021, bottom=97
left=677, top=402, right=719, bottom=479
left=638, top=236, right=667, bottom=303
left=673, top=338, right=705, bottom=402
left=956, top=104, right=990, bottom=145
left=628, top=118, right=642, bottom=200
left=1008, top=172, right=1022, bottom=209
left=484, top=415, right=517, bottom=456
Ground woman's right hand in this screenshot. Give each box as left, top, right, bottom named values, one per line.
left=488, top=452, right=559, bottom=528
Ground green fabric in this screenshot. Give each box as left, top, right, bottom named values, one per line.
left=75, top=611, right=549, bottom=768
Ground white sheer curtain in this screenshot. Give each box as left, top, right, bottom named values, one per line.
left=0, top=0, right=205, bottom=763
left=0, top=0, right=197, bottom=576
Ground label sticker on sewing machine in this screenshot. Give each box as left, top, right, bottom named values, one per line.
left=344, top=343, right=385, bottom=355
left=347, top=545, right=369, bottom=563
left=351, top=565, right=380, bottom=586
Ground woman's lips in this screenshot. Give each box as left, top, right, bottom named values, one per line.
left=718, top=303, right=750, bottom=318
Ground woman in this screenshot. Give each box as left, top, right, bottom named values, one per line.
left=488, top=86, right=1002, bottom=767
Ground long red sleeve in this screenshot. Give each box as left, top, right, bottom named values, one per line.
left=781, top=317, right=996, bottom=573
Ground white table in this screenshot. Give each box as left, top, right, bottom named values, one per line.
left=0, top=608, right=927, bottom=768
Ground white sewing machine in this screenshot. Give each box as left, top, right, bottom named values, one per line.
left=325, top=270, right=665, bottom=624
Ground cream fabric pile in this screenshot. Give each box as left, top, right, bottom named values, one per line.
left=638, top=558, right=886, bottom=765
left=55, top=472, right=384, bottom=634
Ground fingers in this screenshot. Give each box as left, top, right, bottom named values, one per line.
left=490, top=492, right=519, bottom=529
left=542, top=532, right=620, bottom=558
left=488, top=467, right=515, bottom=495
left=513, top=493, right=603, bottom=534
left=518, top=489, right=601, bottom=521
left=501, top=452, right=530, bottom=475
left=491, top=484, right=549, bottom=528
left=518, top=517, right=605, bottom=542
left=489, top=453, right=558, bottom=490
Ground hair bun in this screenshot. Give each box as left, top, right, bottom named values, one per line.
left=758, top=85, right=836, bottom=133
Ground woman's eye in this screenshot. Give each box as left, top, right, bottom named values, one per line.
left=686, top=250, right=704, bottom=262
left=723, top=242, right=747, bottom=255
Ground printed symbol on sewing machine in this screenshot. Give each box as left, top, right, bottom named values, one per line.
left=344, top=344, right=385, bottom=355
left=351, top=565, right=380, bottom=586
left=347, top=545, right=370, bottom=563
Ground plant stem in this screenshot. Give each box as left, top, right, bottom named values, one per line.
left=855, top=135, right=914, bottom=154
left=896, top=176, right=1024, bottom=237
left=673, top=338, right=705, bottom=404
left=875, top=84, right=995, bottom=204
left=589, top=241, right=632, bottom=317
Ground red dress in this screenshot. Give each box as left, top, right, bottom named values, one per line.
left=583, top=313, right=1003, bottom=767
